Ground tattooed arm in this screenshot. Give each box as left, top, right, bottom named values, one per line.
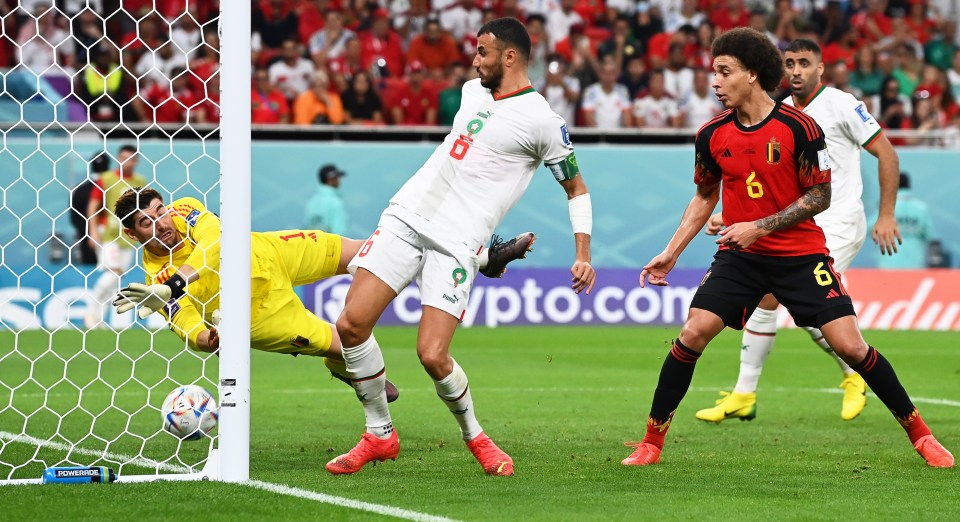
left=715, top=182, right=831, bottom=251
left=755, top=182, right=831, bottom=233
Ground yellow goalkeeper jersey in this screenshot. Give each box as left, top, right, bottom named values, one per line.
left=142, top=197, right=221, bottom=349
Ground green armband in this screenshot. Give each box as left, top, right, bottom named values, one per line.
left=546, top=153, right=580, bottom=182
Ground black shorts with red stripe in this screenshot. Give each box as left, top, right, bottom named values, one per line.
left=690, top=250, right=855, bottom=329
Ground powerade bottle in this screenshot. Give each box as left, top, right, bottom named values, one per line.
left=42, top=466, right=117, bottom=484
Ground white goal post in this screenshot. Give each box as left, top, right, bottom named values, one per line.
left=0, top=1, right=250, bottom=484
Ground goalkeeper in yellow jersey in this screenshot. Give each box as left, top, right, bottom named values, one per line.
left=110, top=187, right=534, bottom=400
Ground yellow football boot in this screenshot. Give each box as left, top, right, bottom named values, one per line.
left=840, top=373, right=867, bottom=420
left=695, top=391, right=757, bottom=423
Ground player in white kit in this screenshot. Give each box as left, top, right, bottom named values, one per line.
left=695, top=39, right=903, bottom=424
left=326, top=17, right=596, bottom=476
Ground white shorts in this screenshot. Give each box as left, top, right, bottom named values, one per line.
left=348, top=206, right=480, bottom=320
left=98, top=241, right=135, bottom=272
left=819, top=212, right=867, bottom=274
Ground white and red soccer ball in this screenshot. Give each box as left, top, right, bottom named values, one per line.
left=161, top=385, right=218, bottom=440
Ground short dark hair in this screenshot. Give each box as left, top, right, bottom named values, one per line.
left=712, top=27, right=784, bottom=92
left=477, top=17, right=531, bottom=61
left=115, top=187, right=163, bottom=229
left=119, top=144, right=136, bottom=155
left=785, top=39, right=822, bottom=57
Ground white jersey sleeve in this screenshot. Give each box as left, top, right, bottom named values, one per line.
left=837, top=91, right=883, bottom=147
left=538, top=113, right=573, bottom=166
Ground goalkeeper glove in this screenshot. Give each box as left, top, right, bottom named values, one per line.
left=114, top=274, right=187, bottom=319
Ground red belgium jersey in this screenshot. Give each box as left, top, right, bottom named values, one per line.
left=694, top=103, right=831, bottom=256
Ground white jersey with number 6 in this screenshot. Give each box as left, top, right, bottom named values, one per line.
left=784, top=85, right=882, bottom=226
left=389, top=78, right=574, bottom=250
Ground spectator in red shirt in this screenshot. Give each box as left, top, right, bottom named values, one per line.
left=251, top=67, right=291, bottom=124
left=361, top=8, right=405, bottom=78
left=407, top=18, right=462, bottom=78
left=119, top=13, right=165, bottom=72
left=135, top=66, right=197, bottom=124
left=709, top=0, right=750, bottom=33
left=905, top=0, right=937, bottom=45
left=329, top=36, right=364, bottom=93
left=852, top=0, right=893, bottom=42
left=194, top=67, right=220, bottom=125
left=387, top=61, right=437, bottom=125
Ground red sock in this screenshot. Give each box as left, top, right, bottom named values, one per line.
left=642, top=414, right=674, bottom=449
left=898, top=408, right=933, bottom=444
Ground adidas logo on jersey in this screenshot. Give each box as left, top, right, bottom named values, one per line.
left=826, top=289, right=840, bottom=299
left=721, top=148, right=732, bottom=158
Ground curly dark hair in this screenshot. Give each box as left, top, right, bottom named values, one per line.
left=115, top=187, right=164, bottom=229
left=711, top=28, right=784, bottom=92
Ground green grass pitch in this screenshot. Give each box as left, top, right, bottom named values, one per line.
left=1, top=326, right=958, bottom=520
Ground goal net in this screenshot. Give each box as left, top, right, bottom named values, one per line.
left=0, top=1, right=249, bottom=484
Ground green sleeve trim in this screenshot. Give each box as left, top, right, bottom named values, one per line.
left=862, top=128, right=882, bottom=148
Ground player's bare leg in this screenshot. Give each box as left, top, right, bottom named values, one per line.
left=418, top=306, right=513, bottom=476
left=803, top=323, right=866, bottom=420
left=624, top=308, right=725, bottom=466
left=822, top=316, right=954, bottom=468
left=326, top=268, right=400, bottom=475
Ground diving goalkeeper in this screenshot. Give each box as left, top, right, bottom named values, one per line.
left=111, top=188, right=532, bottom=398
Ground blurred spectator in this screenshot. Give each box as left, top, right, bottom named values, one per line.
left=75, top=44, right=137, bottom=123
left=407, top=18, right=462, bottom=76
left=633, top=69, right=681, bottom=129
left=293, top=70, right=344, bottom=125
left=632, top=2, right=664, bottom=53
left=663, top=42, right=694, bottom=99
left=309, top=8, right=355, bottom=69
left=305, top=164, right=349, bottom=235
left=296, top=0, right=330, bottom=44
left=119, top=13, right=164, bottom=73
left=252, top=0, right=300, bottom=66
left=649, top=0, right=681, bottom=20
left=17, top=2, right=73, bottom=73
left=581, top=59, right=632, bottom=129
left=393, top=0, right=431, bottom=44
left=829, top=61, right=862, bottom=98
left=850, top=45, right=886, bottom=96
left=341, top=70, right=384, bottom=124
left=72, top=7, right=105, bottom=65
left=619, top=54, right=649, bottom=99
left=905, top=0, right=938, bottom=45
left=813, top=0, right=849, bottom=46
left=270, top=38, right=314, bottom=103
left=136, top=66, right=197, bottom=124
left=361, top=9, right=405, bottom=78
left=748, top=7, right=779, bottom=46
left=496, top=0, right=526, bottom=21
left=135, top=38, right=188, bottom=88
left=664, top=0, right=704, bottom=33
left=438, top=62, right=469, bottom=126
left=822, top=25, right=858, bottom=69
left=852, top=0, right=893, bottom=41
left=948, top=49, right=960, bottom=100
left=547, top=0, right=584, bottom=50
left=891, top=42, right=923, bottom=97
left=537, top=55, right=580, bottom=126
left=876, top=173, right=935, bottom=269
left=679, top=68, right=722, bottom=130
left=561, top=25, right=601, bottom=89
left=69, top=152, right=110, bottom=266
left=709, top=0, right=750, bottom=32
left=251, top=67, right=291, bottom=124
left=170, top=7, right=203, bottom=58
left=769, top=0, right=800, bottom=45
left=440, top=0, right=483, bottom=41
left=388, top=61, right=437, bottom=125
left=870, top=76, right=912, bottom=132
left=527, top=14, right=550, bottom=86
left=924, top=20, right=957, bottom=71
left=689, top=21, right=715, bottom=70
left=0, top=1, right=15, bottom=68
left=329, top=36, right=364, bottom=93
left=189, top=29, right=220, bottom=93
left=902, top=90, right=947, bottom=145
left=193, top=67, right=220, bottom=124
left=598, top=14, right=643, bottom=73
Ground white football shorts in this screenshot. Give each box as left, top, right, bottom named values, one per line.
left=819, top=211, right=867, bottom=274
left=348, top=205, right=480, bottom=320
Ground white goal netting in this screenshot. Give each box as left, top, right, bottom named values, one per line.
left=0, top=1, right=222, bottom=482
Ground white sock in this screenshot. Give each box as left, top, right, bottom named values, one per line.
left=434, top=360, right=483, bottom=441
left=803, top=326, right=855, bottom=375
left=734, top=307, right=778, bottom=393
left=87, top=270, right=120, bottom=322
left=477, top=249, right=489, bottom=269
left=342, top=335, right=393, bottom=439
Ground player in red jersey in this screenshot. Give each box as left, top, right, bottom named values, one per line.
left=621, top=27, right=953, bottom=469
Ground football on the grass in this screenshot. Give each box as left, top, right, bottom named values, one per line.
left=161, top=385, right=218, bottom=440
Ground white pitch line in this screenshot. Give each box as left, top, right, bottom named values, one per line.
left=1, top=431, right=461, bottom=521
left=0, top=431, right=191, bottom=473
left=245, top=480, right=462, bottom=522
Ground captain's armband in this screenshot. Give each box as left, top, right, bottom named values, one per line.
left=546, top=153, right=580, bottom=182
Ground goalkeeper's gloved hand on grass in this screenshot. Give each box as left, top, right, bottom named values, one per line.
left=113, top=274, right=187, bottom=319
